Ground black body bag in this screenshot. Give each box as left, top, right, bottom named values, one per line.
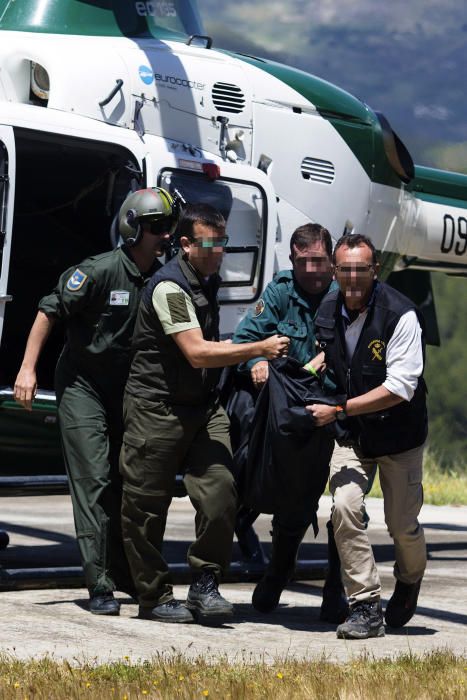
left=238, top=356, right=348, bottom=517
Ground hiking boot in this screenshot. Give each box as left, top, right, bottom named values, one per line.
left=186, top=571, right=233, bottom=624
left=336, top=600, right=385, bottom=639
left=89, top=592, right=120, bottom=616
left=138, top=600, right=194, bottom=623
left=320, top=583, right=349, bottom=624
left=385, top=578, right=422, bottom=629
left=252, top=527, right=306, bottom=613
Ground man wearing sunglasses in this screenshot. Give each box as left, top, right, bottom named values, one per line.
left=14, top=187, right=178, bottom=616
left=120, top=203, right=290, bottom=625
left=307, top=234, right=427, bottom=639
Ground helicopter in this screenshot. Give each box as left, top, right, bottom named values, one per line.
left=0, top=0, right=466, bottom=582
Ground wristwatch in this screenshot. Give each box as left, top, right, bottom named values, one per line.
left=335, top=405, right=348, bottom=422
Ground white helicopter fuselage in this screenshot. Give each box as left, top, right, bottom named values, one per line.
left=0, top=28, right=466, bottom=343
left=0, top=0, right=466, bottom=481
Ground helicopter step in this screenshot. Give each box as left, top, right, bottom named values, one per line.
left=0, top=475, right=328, bottom=588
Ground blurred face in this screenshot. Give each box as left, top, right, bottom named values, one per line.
left=182, top=222, right=228, bottom=277
left=291, top=242, right=333, bottom=295
left=333, top=243, right=379, bottom=309
left=140, top=219, right=173, bottom=257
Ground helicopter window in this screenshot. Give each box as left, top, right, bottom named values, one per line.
left=159, top=169, right=266, bottom=303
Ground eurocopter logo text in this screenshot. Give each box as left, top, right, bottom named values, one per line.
left=155, top=73, right=205, bottom=91
left=135, top=1, right=176, bottom=17
left=139, top=66, right=154, bottom=85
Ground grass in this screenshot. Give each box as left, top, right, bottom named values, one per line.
left=0, top=650, right=466, bottom=699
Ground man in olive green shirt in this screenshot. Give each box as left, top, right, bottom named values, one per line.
left=121, top=203, right=290, bottom=625
left=14, top=187, right=178, bottom=615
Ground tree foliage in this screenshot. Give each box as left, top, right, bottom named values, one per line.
left=425, top=274, right=467, bottom=470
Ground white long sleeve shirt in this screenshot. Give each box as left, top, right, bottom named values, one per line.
left=342, top=307, right=423, bottom=402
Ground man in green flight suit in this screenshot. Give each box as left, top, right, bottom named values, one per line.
left=232, top=223, right=348, bottom=623
left=14, top=187, right=179, bottom=615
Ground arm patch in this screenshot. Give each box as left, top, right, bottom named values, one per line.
left=66, top=268, right=88, bottom=291
left=166, top=292, right=191, bottom=324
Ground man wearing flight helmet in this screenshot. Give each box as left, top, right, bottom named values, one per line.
left=14, top=187, right=179, bottom=616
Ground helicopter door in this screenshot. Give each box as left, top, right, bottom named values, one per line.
left=0, top=126, right=15, bottom=347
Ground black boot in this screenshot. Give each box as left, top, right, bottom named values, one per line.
left=89, top=591, right=120, bottom=616
left=336, top=599, right=385, bottom=639
left=320, top=520, right=349, bottom=624
left=252, top=527, right=305, bottom=613
left=385, top=578, right=422, bottom=628
left=186, top=571, right=233, bottom=625
left=139, top=600, right=194, bottom=623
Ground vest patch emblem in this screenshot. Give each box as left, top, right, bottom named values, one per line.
left=66, top=269, right=88, bottom=292
left=167, top=292, right=190, bottom=324
left=253, top=298, right=265, bottom=317
left=368, top=339, right=386, bottom=361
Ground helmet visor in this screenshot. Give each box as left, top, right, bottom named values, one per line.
left=147, top=216, right=178, bottom=236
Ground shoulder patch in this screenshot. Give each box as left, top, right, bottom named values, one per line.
left=166, top=292, right=190, bottom=324
left=253, top=298, right=265, bottom=317
left=66, top=269, right=88, bottom=292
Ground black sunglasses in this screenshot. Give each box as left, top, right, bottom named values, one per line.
left=146, top=217, right=177, bottom=236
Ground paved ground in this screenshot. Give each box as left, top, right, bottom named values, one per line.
left=0, top=494, right=466, bottom=664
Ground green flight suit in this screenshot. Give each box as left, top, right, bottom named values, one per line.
left=39, top=246, right=159, bottom=595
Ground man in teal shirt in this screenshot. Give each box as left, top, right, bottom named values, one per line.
left=232, top=223, right=347, bottom=623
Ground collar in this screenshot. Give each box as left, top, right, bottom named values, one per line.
left=120, top=245, right=161, bottom=281
left=179, top=250, right=221, bottom=294
left=288, top=271, right=335, bottom=310
left=340, top=280, right=378, bottom=323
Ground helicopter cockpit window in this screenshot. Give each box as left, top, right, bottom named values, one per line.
left=159, top=169, right=266, bottom=303
left=133, top=1, right=204, bottom=38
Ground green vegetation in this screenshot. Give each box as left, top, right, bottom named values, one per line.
left=424, top=274, right=467, bottom=471
left=0, top=651, right=466, bottom=699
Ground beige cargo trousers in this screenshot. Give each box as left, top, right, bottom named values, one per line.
left=330, top=442, right=426, bottom=604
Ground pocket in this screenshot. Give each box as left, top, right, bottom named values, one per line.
left=361, top=363, right=386, bottom=376
left=120, top=429, right=182, bottom=494
left=95, top=306, right=131, bottom=349
left=314, top=318, right=335, bottom=348
left=361, top=363, right=386, bottom=390
left=277, top=320, right=307, bottom=339
left=61, top=421, right=108, bottom=480
left=407, top=469, right=423, bottom=506
left=122, top=433, right=146, bottom=450
left=406, top=468, right=424, bottom=515
left=120, top=432, right=147, bottom=484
